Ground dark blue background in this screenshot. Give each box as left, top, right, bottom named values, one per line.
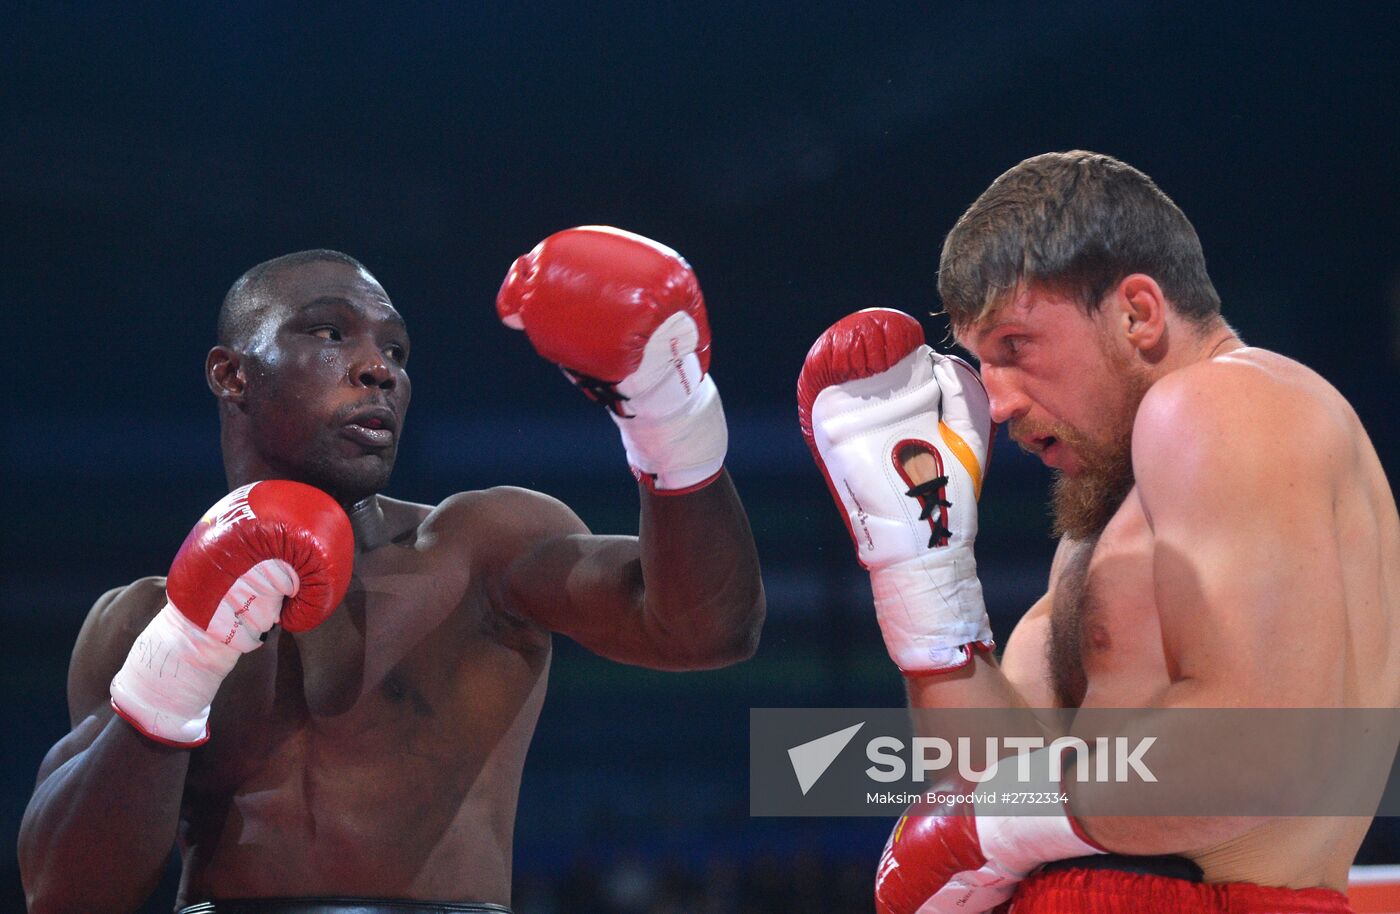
left=5, top=3, right=1398, bottom=911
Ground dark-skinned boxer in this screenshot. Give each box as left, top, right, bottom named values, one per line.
left=21, top=227, right=765, bottom=914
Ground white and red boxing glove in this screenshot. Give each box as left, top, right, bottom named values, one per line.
left=497, top=225, right=727, bottom=494
left=797, top=308, right=995, bottom=674
left=109, top=480, right=354, bottom=747
left=876, top=751, right=1105, bottom=914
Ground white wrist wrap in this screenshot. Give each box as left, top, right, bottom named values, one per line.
left=109, top=558, right=296, bottom=747
left=110, top=602, right=242, bottom=746
left=611, top=311, right=727, bottom=491
left=972, top=748, right=1105, bottom=875
left=870, top=545, right=991, bottom=673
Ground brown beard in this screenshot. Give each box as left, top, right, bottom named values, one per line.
left=1048, top=422, right=1137, bottom=540
left=1012, top=364, right=1152, bottom=540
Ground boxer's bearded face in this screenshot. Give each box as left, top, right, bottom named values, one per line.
left=964, top=287, right=1152, bottom=540
left=240, top=263, right=412, bottom=503
left=1010, top=341, right=1150, bottom=540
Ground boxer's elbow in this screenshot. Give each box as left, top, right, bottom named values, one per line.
left=733, top=584, right=767, bottom=659
left=24, top=844, right=162, bottom=914
left=24, top=881, right=80, bottom=914
left=22, top=849, right=115, bottom=914
left=21, top=784, right=166, bottom=914
left=19, top=809, right=63, bottom=914
left=27, top=877, right=149, bottom=914
left=646, top=586, right=765, bottom=669
left=707, top=593, right=766, bottom=667
left=697, top=576, right=765, bottom=667
left=662, top=627, right=761, bottom=670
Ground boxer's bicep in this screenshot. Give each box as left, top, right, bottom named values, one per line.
left=508, top=532, right=644, bottom=629
left=556, top=535, right=681, bottom=663
left=485, top=489, right=656, bottom=659
left=1134, top=369, right=1346, bottom=707
left=494, top=483, right=760, bottom=669
left=39, top=578, right=166, bottom=785
left=513, top=528, right=761, bottom=668
left=478, top=487, right=621, bottom=624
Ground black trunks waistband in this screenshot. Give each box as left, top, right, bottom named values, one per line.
left=178, top=899, right=512, bottom=914
left=1039, top=853, right=1205, bottom=882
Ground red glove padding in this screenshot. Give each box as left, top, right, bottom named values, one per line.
left=876, top=770, right=1104, bottom=914
left=497, top=226, right=727, bottom=493
left=497, top=224, right=711, bottom=386
left=110, top=480, right=354, bottom=746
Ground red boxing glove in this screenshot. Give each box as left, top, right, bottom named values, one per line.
left=497, top=226, right=727, bottom=493
left=110, top=480, right=353, bottom=746
left=876, top=754, right=1104, bottom=914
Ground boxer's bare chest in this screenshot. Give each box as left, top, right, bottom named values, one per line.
left=1048, top=488, right=1173, bottom=708
left=180, top=512, right=551, bottom=895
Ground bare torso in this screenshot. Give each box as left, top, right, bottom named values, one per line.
left=171, top=492, right=553, bottom=905
left=1019, top=349, right=1400, bottom=889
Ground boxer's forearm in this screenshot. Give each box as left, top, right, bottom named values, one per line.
left=21, top=716, right=188, bottom=914
left=905, top=654, right=1058, bottom=779
left=636, top=470, right=765, bottom=667
left=905, top=652, right=1032, bottom=710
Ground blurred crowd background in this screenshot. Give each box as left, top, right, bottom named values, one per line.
left=5, top=4, right=1398, bottom=911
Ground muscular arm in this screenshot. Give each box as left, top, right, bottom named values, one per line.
left=1073, top=359, right=1353, bottom=853
left=20, top=578, right=189, bottom=914
left=494, top=475, right=765, bottom=670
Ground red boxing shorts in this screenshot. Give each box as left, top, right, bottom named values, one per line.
left=1010, top=856, right=1353, bottom=914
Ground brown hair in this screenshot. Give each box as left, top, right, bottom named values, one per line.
left=937, top=151, right=1221, bottom=331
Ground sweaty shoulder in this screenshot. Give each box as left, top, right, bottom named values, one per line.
left=68, top=577, right=168, bottom=726
left=422, top=486, right=590, bottom=569
left=1132, top=348, right=1356, bottom=508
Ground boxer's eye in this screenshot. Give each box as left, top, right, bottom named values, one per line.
left=310, top=326, right=342, bottom=341
left=385, top=344, right=407, bottom=364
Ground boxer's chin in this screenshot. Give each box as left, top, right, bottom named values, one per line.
left=306, top=449, right=397, bottom=504
left=1050, top=451, right=1135, bottom=540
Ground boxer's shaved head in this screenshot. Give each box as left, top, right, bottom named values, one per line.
left=218, top=249, right=371, bottom=349
left=210, top=248, right=408, bottom=505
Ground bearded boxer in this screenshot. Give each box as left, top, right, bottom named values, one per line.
left=799, top=152, right=1400, bottom=913
left=20, top=229, right=765, bottom=914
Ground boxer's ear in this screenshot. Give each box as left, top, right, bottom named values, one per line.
left=1114, top=273, right=1168, bottom=353
left=206, top=346, right=247, bottom=403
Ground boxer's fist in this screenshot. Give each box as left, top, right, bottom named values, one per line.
left=110, top=481, right=353, bottom=746
left=497, top=226, right=727, bottom=493
left=167, top=480, right=354, bottom=644
left=877, top=793, right=1007, bottom=914
left=876, top=770, right=1102, bottom=914
left=797, top=309, right=994, bottom=673
left=496, top=225, right=712, bottom=393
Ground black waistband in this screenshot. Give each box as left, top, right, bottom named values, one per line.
left=1039, top=853, right=1205, bottom=882
left=178, top=900, right=512, bottom=914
